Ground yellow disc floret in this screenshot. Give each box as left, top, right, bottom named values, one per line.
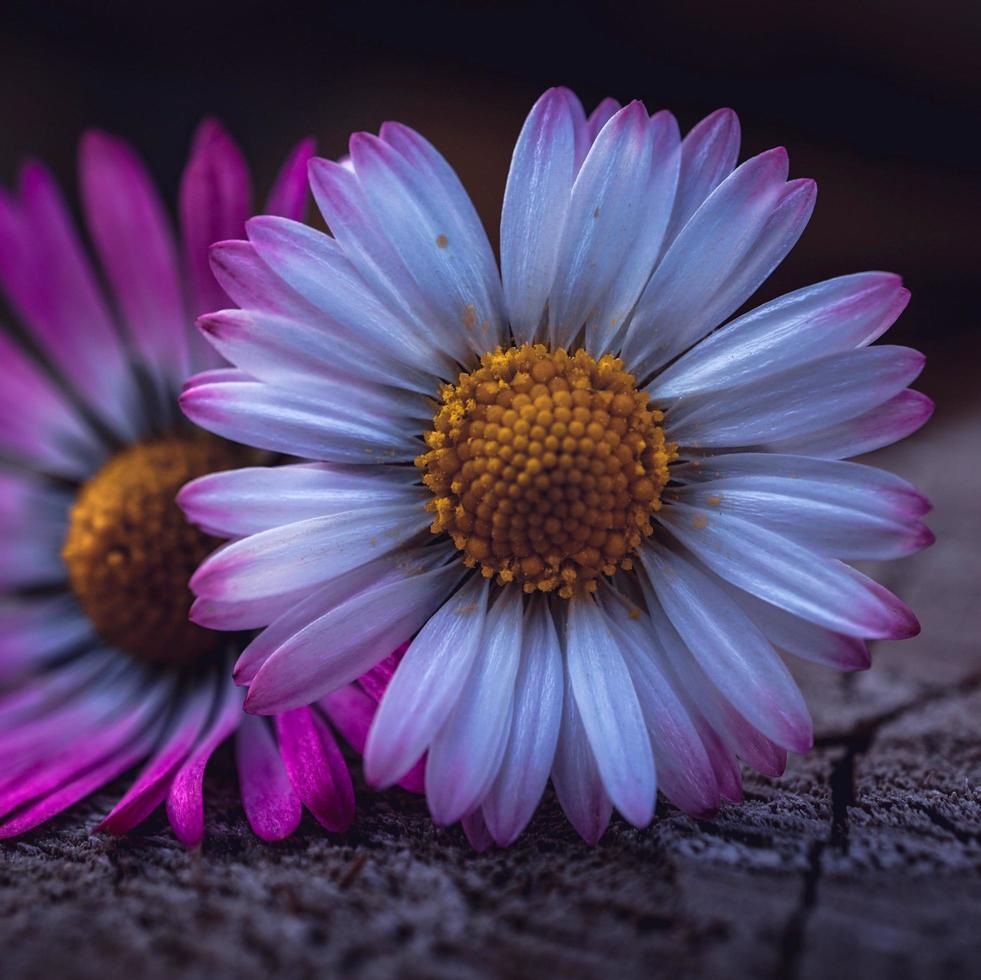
left=63, top=434, right=244, bottom=665
left=417, top=344, right=676, bottom=598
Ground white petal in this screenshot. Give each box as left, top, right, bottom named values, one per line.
left=662, top=108, right=741, bottom=250
left=365, top=575, right=490, bottom=788
left=640, top=542, right=812, bottom=753
left=656, top=503, right=919, bottom=639
left=586, top=110, right=681, bottom=355
left=598, top=590, right=720, bottom=815
left=641, top=595, right=789, bottom=778
left=650, top=273, right=910, bottom=400
left=672, top=475, right=932, bottom=560
left=308, top=156, right=475, bottom=366
left=500, top=88, right=577, bottom=344
left=426, top=586, right=524, bottom=825
left=565, top=596, right=656, bottom=828
left=233, top=549, right=446, bottom=684
left=180, top=375, right=420, bottom=463
left=480, top=596, right=563, bottom=846
left=713, top=577, right=870, bottom=672
left=551, top=668, right=612, bottom=845
left=190, top=502, right=431, bottom=603
left=198, top=307, right=436, bottom=398
left=673, top=452, right=930, bottom=515
left=350, top=129, right=505, bottom=356
left=756, top=389, right=933, bottom=459
left=180, top=463, right=423, bottom=538
left=548, top=101, right=654, bottom=349
left=246, top=559, right=466, bottom=713
left=664, top=346, right=925, bottom=449
left=622, top=149, right=814, bottom=379
left=246, top=215, right=451, bottom=377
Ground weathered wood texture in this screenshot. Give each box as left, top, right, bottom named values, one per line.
left=1, top=362, right=978, bottom=980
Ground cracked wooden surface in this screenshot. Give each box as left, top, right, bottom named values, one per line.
left=1, top=351, right=978, bottom=980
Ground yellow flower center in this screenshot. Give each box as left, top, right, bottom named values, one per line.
left=62, top=434, right=244, bottom=665
left=418, top=344, right=676, bottom=598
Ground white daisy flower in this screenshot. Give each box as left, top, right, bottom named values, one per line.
left=181, top=88, right=932, bottom=847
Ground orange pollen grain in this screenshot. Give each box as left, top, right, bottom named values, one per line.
left=62, top=434, right=245, bottom=665
left=416, top=343, right=676, bottom=598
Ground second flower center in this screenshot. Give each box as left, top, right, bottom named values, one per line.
left=62, top=434, right=245, bottom=666
left=418, top=344, right=675, bottom=598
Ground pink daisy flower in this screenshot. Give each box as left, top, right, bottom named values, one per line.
left=182, top=89, right=933, bottom=847
left=0, top=121, right=408, bottom=845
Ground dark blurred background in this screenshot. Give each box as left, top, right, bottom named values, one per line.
left=1, top=0, right=978, bottom=395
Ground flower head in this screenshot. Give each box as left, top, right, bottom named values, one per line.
left=0, top=121, right=400, bottom=844
left=183, top=89, right=932, bottom=846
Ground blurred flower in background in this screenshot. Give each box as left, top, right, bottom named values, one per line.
left=182, top=88, right=933, bottom=847
left=0, top=121, right=409, bottom=844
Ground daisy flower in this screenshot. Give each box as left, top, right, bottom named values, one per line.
left=0, top=121, right=407, bottom=845
left=182, top=88, right=932, bottom=847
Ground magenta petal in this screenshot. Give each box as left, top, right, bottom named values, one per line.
left=320, top=684, right=374, bottom=754
left=98, top=678, right=215, bottom=835
left=265, top=137, right=316, bottom=221
left=180, top=118, right=253, bottom=320
left=321, top=683, right=425, bottom=796
left=165, top=678, right=243, bottom=847
left=275, top=708, right=354, bottom=833
left=79, top=129, right=188, bottom=384
left=0, top=702, right=164, bottom=840
left=0, top=162, right=139, bottom=440
left=356, top=643, right=409, bottom=703
left=235, top=714, right=302, bottom=842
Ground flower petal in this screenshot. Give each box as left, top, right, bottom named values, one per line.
left=265, top=137, right=316, bottom=220
left=179, top=119, right=253, bottom=322
left=673, top=475, right=932, bottom=560
left=245, top=560, right=466, bottom=714
left=550, top=668, right=612, bottom=845
left=426, top=586, right=524, bottom=825
left=500, top=87, right=578, bottom=344
left=364, top=574, right=489, bottom=789
left=651, top=273, right=910, bottom=400
left=656, top=503, right=919, bottom=639
left=757, top=389, right=934, bottom=459
left=0, top=164, right=141, bottom=439
left=481, top=597, right=564, bottom=846
left=179, top=374, right=419, bottom=463
left=662, top=107, right=741, bottom=250
left=180, top=462, right=421, bottom=538
left=275, top=707, right=354, bottom=832
left=191, top=503, right=431, bottom=604
left=235, top=713, right=302, bottom=841
left=98, top=673, right=216, bottom=835
left=548, top=101, right=654, bottom=349
left=641, top=542, right=812, bottom=753
left=80, top=130, right=188, bottom=387
left=665, top=346, right=925, bottom=449
left=599, top=591, right=720, bottom=816
left=565, top=596, right=656, bottom=828
left=166, top=676, right=243, bottom=846
left=623, top=149, right=814, bottom=378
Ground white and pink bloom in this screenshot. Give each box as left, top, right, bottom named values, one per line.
left=182, top=89, right=932, bottom=847
left=0, top=121, right=406, bottom=844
